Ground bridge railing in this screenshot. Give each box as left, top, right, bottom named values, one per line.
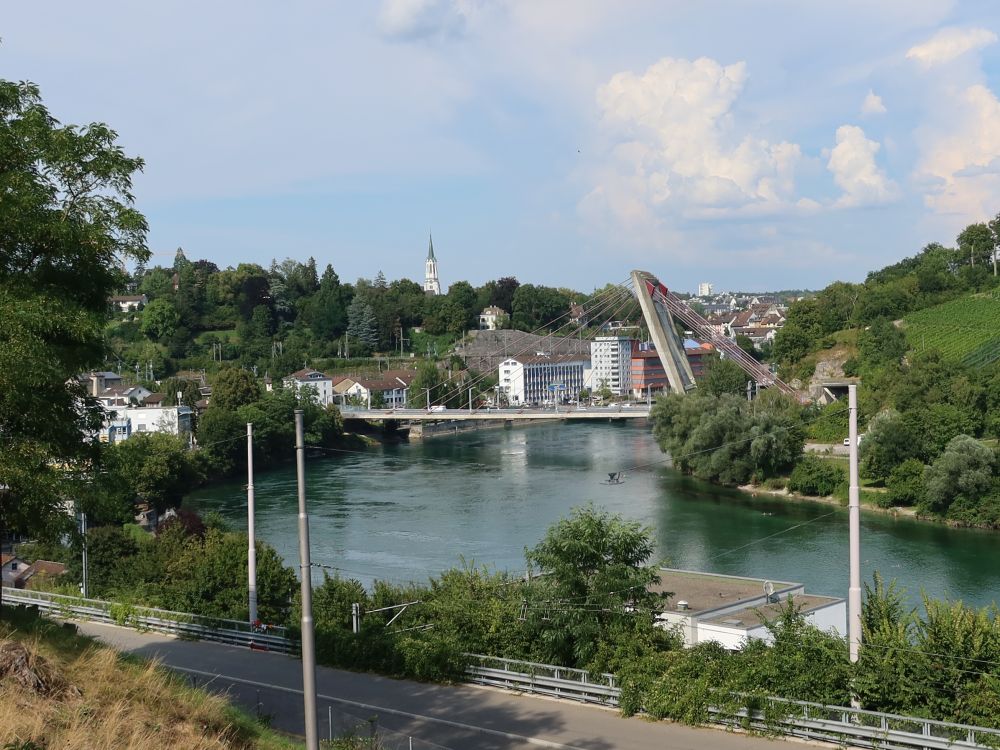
left=2, top=587, right=296, bottom=654
left=464, top=653, right=1000, bottom=750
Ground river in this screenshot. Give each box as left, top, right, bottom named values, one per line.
left=186, top=421, right=1000, bottom=608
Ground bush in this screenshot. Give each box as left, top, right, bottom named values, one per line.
left=787, top=457, right=845, bottom=497
left=886, top=458, right=926, bottom=507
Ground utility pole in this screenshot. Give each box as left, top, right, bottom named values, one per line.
left=425, top=388, right=431, bottom=411
left=80, top=511, right=88, bottom=598
left=294, top=410, right=319, bottom=749
left=848, top=384, right=861, bottom=664
left=247, top=423, right=258, bottom=625
left=468, top=387, right=473, bottom=413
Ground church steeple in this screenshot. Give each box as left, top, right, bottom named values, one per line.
left=423, top=231, right=441, bottom=295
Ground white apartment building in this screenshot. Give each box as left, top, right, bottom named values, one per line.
left=498, top=354, right=588, bottom=405
left=588, top=337, right=635, bottom=396
left=697, top=282, right=714, bottom=297
left=283, top=368, right=337, bottom=407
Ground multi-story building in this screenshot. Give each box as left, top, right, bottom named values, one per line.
left=589, top=337, right=635, bottom=396
left=478, top=306, right=506, bottom=330
left=498, top=354, right=588, bottom=405
left=630, top=340, right=717, bottom=397
left=283, top=368, right=338, bottom=407
left=697, top=282, right=714, bottom=297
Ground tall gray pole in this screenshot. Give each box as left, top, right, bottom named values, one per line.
left=81, top=511, right=88, bottom=598
left=247, top=423, right=258, bottom=624
left=294, top=410, right=319, bottom=749
left=468, top=387, right=473, bottom=413
left=848, top=384, right=862, bottom=663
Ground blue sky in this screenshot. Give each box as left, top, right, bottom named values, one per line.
left=4, top=1, right=1000, bottom=293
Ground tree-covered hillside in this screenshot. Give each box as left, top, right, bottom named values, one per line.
left=766, top=215, right=1000, bottom=526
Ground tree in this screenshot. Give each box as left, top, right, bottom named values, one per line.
left=886, top=458, right=926, bottom=507
left=105, top=433, right=200, bottom=513
left=702, top=357, right=749, bottom=397
left=0, top=79, right=148, bottom=548
left=921, top=435, right=996, bottom=516
left=140, top=298, right=181, bottom=341
left=409, top=362, right=445, bottom=408
left=957, top=222, right=994, bottom=268
left=860, top=411, right=921, bottom=483
left=524, top=505, right=665, bottom=667
left=488, top=276, right=520, bottom=312
left=211, top=368, right=261, bottom=411
left=346, top=295, right=379, bottom=350
left=858, top=318, right=907, bottom=369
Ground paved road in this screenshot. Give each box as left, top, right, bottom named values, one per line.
left=75, top=621, right=799, bottom=750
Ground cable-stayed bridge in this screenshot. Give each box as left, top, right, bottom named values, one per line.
left=341, top=405, right=651, bottom=422
left=353, top=269, right=796, bottom=423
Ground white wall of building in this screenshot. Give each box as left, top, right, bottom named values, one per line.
left=284, top=373, right=335, bottom=406
left=589, top=337, right=633, bottom=396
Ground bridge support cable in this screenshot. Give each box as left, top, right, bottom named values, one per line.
left=433, top=280, right=636, bottom=410
left=431, top=279, right=641, bottom=411
left=643, top=281, right=797, bottom=396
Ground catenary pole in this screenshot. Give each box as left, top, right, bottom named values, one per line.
left=247, top=423, right=258, bottom=624
left=848, top=384, right=862, bottom=663
left=295, top=410, right=319, bottom=749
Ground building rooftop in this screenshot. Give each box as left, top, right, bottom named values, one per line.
left=503, top=353, right=590, bottom=366
left=702, top=594, right=842, bottom=630
left=650, top=568, right=797, bottom=614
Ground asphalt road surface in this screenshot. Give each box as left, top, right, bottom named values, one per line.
left=76, top=621, right=802, bottom=750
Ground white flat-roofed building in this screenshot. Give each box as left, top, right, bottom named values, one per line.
left=697, top=282, right=714, bottom=297
left=498, top=354, right=589, bottom=406
left=650, top=568, right=846, bottom=650
left=589, top=337, right=635, bottom=396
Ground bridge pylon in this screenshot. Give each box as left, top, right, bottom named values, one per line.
left=631, top=270, right=697, bottom=395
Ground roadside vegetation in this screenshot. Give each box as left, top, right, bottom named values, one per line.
left=20, top=498, right=1000, bottom=733
left=0, top=606, right=298, bottom=750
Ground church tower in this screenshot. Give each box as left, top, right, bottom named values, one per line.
left=423, top=233, right=441, bottom=295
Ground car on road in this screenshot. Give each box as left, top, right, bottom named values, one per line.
left=429, top=405, right=446, bottom=412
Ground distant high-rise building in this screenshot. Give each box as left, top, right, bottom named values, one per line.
left=697, top=282, right=714, bottom=297
left=424, top=233, right=441, bottom=295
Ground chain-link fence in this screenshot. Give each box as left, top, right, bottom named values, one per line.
left=182, top=670, right=455, bottom=750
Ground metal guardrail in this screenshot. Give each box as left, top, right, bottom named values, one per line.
left=3, top=587, right=296, bottom=654
left=465, top=653, right=618, bottom=706
left=464, top=653, right=1000, bottom=750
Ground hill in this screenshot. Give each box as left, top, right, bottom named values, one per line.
left=902, top=290, right=1000, bottom=367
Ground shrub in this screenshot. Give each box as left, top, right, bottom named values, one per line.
left=787, top=457, right=845, bottom=497
left=886, top=458, right=926, bottom=507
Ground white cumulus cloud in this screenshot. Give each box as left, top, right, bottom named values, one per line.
left=585, top=56, right=802, bottom=228
left=827, top=125, right=897, bottom=207
left=861, top=90, right=886, bottom=115
left=905, top=26, right=998, bottom=67
left=917, top=84, right=1000, bottom=220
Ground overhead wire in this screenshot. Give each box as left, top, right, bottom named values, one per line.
left=428, top=278, right=639, bottom=410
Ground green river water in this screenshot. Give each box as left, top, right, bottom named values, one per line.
left=186, top=421, right=1000, bottom=607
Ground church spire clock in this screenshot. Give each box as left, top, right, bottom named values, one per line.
left=423, top=232, right=441, bottom=295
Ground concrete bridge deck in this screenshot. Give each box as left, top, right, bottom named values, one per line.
left=341, top=406, right=651, bottom=421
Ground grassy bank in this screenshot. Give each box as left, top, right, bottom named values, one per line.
left=0, top=606, right=300, bottom=750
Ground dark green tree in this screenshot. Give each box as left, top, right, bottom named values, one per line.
left=0, top=78, right=148, bottom=548
left=211, top=368, right=262, bottom=411
left=525, top=505, right=665, bottom=668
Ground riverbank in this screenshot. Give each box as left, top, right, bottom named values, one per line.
left=736, top=481, right=919, bottom=520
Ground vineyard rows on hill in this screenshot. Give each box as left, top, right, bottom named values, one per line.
left=902, top=290, right=1000, bottom=366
